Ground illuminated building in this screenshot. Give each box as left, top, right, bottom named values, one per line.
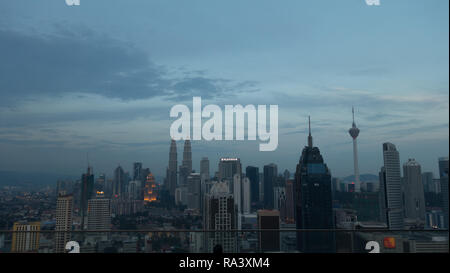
left=87, top=192, right=111, bottom=231
left=144, top=173, right=158, bottom=203
left=11, top=221, right=41, bottom=253
left=55, top=193, right=73, bottom=253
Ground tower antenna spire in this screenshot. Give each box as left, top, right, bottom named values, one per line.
left=307, top=116, right=313, bottom=148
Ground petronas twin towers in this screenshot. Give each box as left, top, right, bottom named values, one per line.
left=166, top=139, right=192, bottom=197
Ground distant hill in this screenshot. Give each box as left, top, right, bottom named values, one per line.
left=0, top=171, right=77, bottom=190
left=341, top=173, right=378, bottom=183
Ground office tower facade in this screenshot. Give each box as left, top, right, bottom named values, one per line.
left=128, top=180, right=141, bottom=200
left=439, top=157, right=449, bottom=228
left=283, top=169, right=290, bottom=181
left=348, top=107, right=361, bottom=192
left=379, top=142, right=404, bottom=229
left=200, top=157, right=210, bottom=209
left=203, top=182, right=237, bottom=253
left=421, top=172, right=434, bottom=193
left=294, top=117, right=335, bottom=253
left=133, top=162, right=143, bottom=181
left=55, top=193, right=73, bottom=253
left=246, top=166, right=260, bottom=205
left=187, top=173, right=201, bottom=210
left=257, top=210, right=280, bottom=252
left=80, top=166, right=94, bottom=230
left=284, top=179, right=295, bottom=224
left=218, top=158, right=242, bottom=188
left=87, top=192, right=111, bottom=230
left=403, top=159, right=426, bottom=224
left=113, top=165, right=126, bottom=197
left=143, top=173, right=157, bottom=203
left=242, top=177, right=251, bottom=214
left=263, top=163, right=278, bottom=209
left=233, top=174, right=242, bottom=215
left=166, top=140, right=178, bottom=197
left=200, top=157, right=210, bottom=180
left=11, top=221, right=40, bottom=252
left=182, top=139, right=192, bottom=174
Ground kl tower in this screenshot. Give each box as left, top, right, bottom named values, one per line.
left=349, top=107, right=361, bottom=192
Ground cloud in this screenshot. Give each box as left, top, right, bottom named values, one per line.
left=0, top=27, right=259, bottom=107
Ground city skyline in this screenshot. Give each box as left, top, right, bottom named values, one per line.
left=0, top=0, right=448, bottom=179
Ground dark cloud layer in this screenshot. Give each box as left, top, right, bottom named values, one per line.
left=0, top=27, right=257, bottom=105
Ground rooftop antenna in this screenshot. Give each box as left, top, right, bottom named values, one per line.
left=308, top=116, right=313, bottom=148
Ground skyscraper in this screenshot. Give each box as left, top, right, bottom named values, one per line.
left=80, top=166, right=94, bottom=230
left=182, top=139, right=192, bottom=174
left=179, top=139, right=193, bottom=187
left=242, top=177, right=251, bottom=214
left=348, top=107, right=361, bottom=192
left=55, top=193, right=73, bottom=253
left=403, top=159, right=426, bottom=225
left=245, top=166, right=260, bottom=205
left=87, top=192, right=111, bottom=231
left=263, top=163, right=277, bottom=209
left=294, top=117, right=335, bottom=253
left=257, top=210, right=280, bottom=252
left=187, top=173, right=201, bottom=210
left=439, top=157, right=449, bottom=228
left=379, top=142, right=404, bottom=229
left=166, top=139, right=178, bottom=197
left=143, top=173, right=157, bottom=203
left=113, top=165, right=126, bottom=198
left=218, top=158, right=242, bottom=193
left=133, top=162, right=143, bottom=182
left=200, top=157, right=210, bottom=181
left=203, top=182, right=237, bottom=253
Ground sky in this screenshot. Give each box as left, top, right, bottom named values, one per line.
left=0, top=0, right=448, bottom=181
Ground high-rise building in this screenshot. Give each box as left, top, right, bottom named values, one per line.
left=218, top=158, right=242, bottom=190
left=246, top=166, right=260, bottom=205
left=80, top=166, right=94, bottom=230
left=200, top=157, right=210, bottom=209
left=379, top=142, right=404, bottom=229
left=203, top=182, right=237, bottom=253
left=11, top=221, right=41, bottom=252
left=55, top=193, right=73, bottom=253
left=348, top=107, right=361, bottom=192
left=242, top=177, right=251, bottom=214
left=403, top=159, right=426, bottom=225
left=204, top=182, right=236, bottom=251
left=166, top=140, right=178, bottom=197
left=113, top=165, right=126, bottom=198
left=200, top=157, right=210, bottom=181
left=87, top=192, right=111, bottom=231
left=133, top=162, right=143, bottom=182
left=283, top=169, right=290, bottom=181
left=284, top=179, right=295, bottom=224
left=257, top=210, right=280, bottom=252
left=294, top=117, right=335, bottom=253
left=187, top=173, right=201, bottom=210
left=128, top=180, right=141, bottom=200
left=263, top=163, right=277, bottom=209
left=421, top=172, right=434, bottom=193
left=143, top=173, right=157, bottom=203
left=439, top=157, right=449, bottom=228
